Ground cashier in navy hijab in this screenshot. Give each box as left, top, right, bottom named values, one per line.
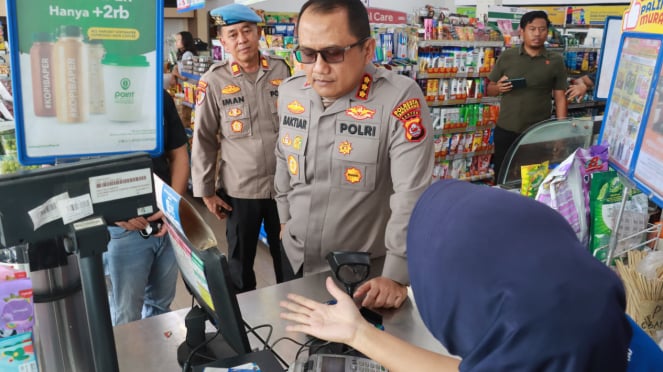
left=281, top=180, right=633, bottom=371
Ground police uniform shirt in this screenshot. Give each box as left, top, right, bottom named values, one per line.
left=191, top=55, right=290, bottom=199
left=274, top=65, right=434, bottom=284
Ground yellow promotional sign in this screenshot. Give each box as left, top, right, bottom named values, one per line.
left=623, top=1, right=663, bottom=33
left=527, top=5, right=628, bottom=25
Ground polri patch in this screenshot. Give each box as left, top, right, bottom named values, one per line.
left=403, top=117, right=426, bottom=142
left=271, top=79, right=282, bottom=86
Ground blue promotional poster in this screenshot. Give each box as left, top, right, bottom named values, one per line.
left=5, top=0, right=164, bottom=164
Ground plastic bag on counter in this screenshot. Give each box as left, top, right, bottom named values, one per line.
left=636, top=250, right=663, bottom=281
left=535, top=145, right=609, bottom=246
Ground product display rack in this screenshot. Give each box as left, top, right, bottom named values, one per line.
left=416, top=39, right=502, bottom=182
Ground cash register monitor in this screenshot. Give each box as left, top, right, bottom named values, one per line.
left=166, top=223, right=251, bottom=366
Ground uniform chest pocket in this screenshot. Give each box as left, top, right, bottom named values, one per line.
left=332, top=137, right=379, bottom=191
left=264, top=86, right=280, bottom=132
left=220, top=104, right=251, bottom=139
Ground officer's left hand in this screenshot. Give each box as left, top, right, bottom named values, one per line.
left=353, top=277, right=408, bottom=309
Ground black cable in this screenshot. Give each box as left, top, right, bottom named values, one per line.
left=244, top=323, right=274, bottom=347
left=181, top=329, right=221, bottom=372
left=297, top=337, right=327, bottom=361
left=243, top=321, right=288, bottom=369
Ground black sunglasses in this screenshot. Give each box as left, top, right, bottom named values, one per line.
left=294, top=37, right=370, bottom=64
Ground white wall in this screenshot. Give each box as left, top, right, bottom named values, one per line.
left=203, top=0, right=455, bottom=14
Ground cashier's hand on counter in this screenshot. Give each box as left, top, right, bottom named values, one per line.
left=114, top=210, right=168, bottom=237
left=280, top=276, right=367, bottom=346
left=354, top=277, right=408, bottom=309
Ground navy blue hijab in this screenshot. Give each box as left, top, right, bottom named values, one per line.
left=407, top=180, right=631, bottom=371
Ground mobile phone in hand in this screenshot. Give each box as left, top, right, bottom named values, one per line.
left=506, top=78, right=527, bottom=89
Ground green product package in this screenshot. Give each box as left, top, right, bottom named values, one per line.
left=589, top=171, right=649, bottom=262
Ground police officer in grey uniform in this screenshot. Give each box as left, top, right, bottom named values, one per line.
left=191, top=4, right=291, bottom=293
left=275, top=0, right=433, bottom=309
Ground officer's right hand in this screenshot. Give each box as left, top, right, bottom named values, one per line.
left=202, top=195, right=232, bottom=220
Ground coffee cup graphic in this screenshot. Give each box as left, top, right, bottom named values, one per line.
left=102, top=54, right=149, bottom=122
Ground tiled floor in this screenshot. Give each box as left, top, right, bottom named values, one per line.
left=170, top=194, right=279, bottom=311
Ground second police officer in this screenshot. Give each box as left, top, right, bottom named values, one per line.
left=191, top=4, right=291, bottom=293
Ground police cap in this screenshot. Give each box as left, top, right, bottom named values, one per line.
left=210, top=4, right=262, bottom=26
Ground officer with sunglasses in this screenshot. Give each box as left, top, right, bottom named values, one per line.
left=275, top=0, right=433, bottom=309
left=191, top=4, right=291, bottom=293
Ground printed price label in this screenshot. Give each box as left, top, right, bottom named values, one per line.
left=58, top=194, right=94, bottom=224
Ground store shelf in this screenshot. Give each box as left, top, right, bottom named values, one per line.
left=436, top=148, right=494, bottom=162
left=566, top=46, right=601, bottom=51
left=568, top=100, right=605, bottom=110
left=433, top=123, right=495, bottom=136
left=181, top=71, right=201, bottom=82
left=418, top=40, right=504, bottom=48
left=459, top=169, right=494, bottom=182
left=427, top=96, right=500, bottom=107
left=417, top=71, right=490, bottom=79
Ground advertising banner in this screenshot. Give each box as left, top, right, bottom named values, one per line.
left=6, top=0, right=163, bottom=165
left=634, top=65, right=663, bottom=205
left=177, top=0, right=205, bottom=13
left=623, top=0, right=663, bottom=33
left=529, top=5, right=628, bottom=25
left=600, top=34, right=660, bottom=173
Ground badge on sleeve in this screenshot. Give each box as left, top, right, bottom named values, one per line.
left=196, top=80, right=208, bottom=106
left=392, top=98, right=426, bottom=142
left=344, top=167, right=362, bottom=184
left=287, top=155, right=299, bottom=176
left=404, top=117, right=426, bottom=142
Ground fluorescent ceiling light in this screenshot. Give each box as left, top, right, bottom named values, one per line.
left=235, top=0, right=264, bottom=5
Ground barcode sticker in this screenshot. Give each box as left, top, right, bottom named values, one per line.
left=27, top=192, right=70, bottom=230
left=57, top=194, right=94, bottom=224
left=88, top=168, right=153, bottom=204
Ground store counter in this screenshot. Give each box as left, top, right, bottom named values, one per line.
left=114, top=267, right=449, bottom=371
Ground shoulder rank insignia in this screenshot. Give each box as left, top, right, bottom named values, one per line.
left=355, top=74, right=372, bottom=100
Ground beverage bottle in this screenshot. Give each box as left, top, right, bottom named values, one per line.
left=87, top=39, right=105, bottom=114
left=30, top=32, right=56, bottom=117
left=53, top=25, right=89, bottom=123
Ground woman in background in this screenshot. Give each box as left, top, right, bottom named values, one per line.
left=170, top=31, right=198, bottom=84
left=281, top=179, right=635, bottom=371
